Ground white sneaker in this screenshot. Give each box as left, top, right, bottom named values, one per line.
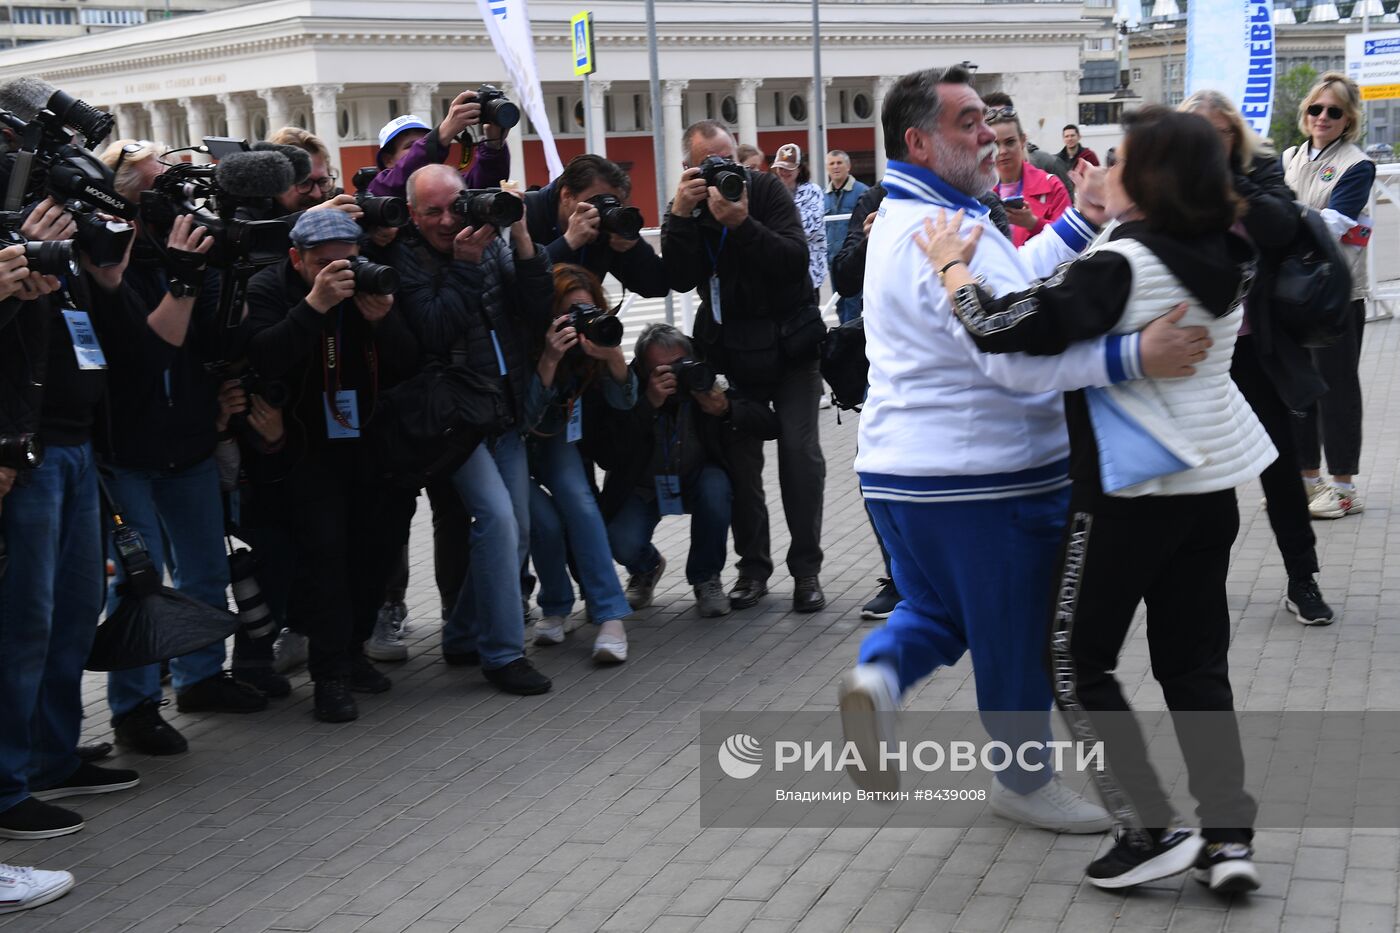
left=818, top=393, right=832, bottom=410
left=592, top=624, right=628, bottom=663
left=0, top=864, right=76, bottom=915
left=1306, top=480, right=1345, bottom=519
left=388, top=600, right=411, bottom=635
left=272, top=629, right=308, bottom=674
left=990, top=777, right=1113, bottom=833
left=1334, top=483, right=1364, bottom=516
left=365, top=614, right=408, bottom=662
left=837, top=663, right=901, bottom=793
left=534, top=615, right=567, bottom=646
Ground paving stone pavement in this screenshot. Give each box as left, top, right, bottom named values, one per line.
left=6, top=319, right=1400, bottom=933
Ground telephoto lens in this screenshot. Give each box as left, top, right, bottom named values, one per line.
left=22, top=238, right=79, bottom=277
left=228, top=548, right=276, bottom=640
left=346, top=255, right=399, bottom=295
left=588, top=194, right=644, bottom=240
left=452, top=189, right=524, bottom=229
left=564, top=302, right=624, bottom=349
left=674, top=358, right=717, bottom=394
left=476, top=84, right=521, bottom=130
left=357, top=195, right=409, bottom=229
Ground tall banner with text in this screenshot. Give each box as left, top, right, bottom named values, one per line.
left=1185, top=0, right=1274, bottom=137
left=476, top=0, right=565, bottom=179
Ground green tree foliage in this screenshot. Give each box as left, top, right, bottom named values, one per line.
left=1270, top=63, right=1318, bottom=152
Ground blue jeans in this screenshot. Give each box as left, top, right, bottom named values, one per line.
left=528, top=434, right=630, bottom=622
left=0, top=444, right=102, bottom=811
left=104, top=457, right=230, bottom=715
left=607, top=465, right=731, bottom=585
left=836, top=295, right=864, bottom=324
left=444, top=432, right=529, bottom=669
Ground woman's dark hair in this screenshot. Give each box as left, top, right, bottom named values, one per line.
left=796, top=158, right=811, bottom=187
left=535, top=263, right=615, bottom=378
left=1119, top=105, right=1241, bottom=237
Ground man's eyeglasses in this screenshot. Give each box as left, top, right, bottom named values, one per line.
left=112, top=140, right=154, bottom=176
left=1306, top=103, right=1345, bottom=121
left=985, top=106, right=1017, bottom=124
left=298, top=171, right=338, bottom=192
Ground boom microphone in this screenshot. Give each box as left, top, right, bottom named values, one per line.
left=250, top=142, right=311, bottom=186
left=214, top=150, right=295, bottom=199
left=0, top=77, right=55, bottom=122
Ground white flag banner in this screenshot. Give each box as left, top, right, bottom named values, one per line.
left=1185, top=0, right=1274, bottom=137
left=475, top=0, right=564, bottom=179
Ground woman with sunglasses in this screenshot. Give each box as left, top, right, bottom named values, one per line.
left=1283, top=72, right=1375, bottom=520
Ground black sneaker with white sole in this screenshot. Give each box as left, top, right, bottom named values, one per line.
left=0, top=798, right=84, bottom=840
left=1193, top=842, right=1260, bottom=894
left=1283, top=577, right=1335, bottom=626
left=1087, top=828, right=1203, bottom=889
left=860, top=579, right=900, bottom=620
left=30, top=762, right=140, bottom=802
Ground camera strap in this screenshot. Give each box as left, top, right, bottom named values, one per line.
left=653, top=405, right=685, bottom=516
left=704, top=229, right=728, bottom=325
left=321, top=308, right=377, bottom=435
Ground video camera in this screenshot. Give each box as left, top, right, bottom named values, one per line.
left=139, top=157, right=291, bottom=271
left=350, top=167, right=409, bottom=230
left=451, top=188, right=523, bottom=229
left=587, top=193, right=643, bottom=240
left=561, top=302, right=623, bottom=352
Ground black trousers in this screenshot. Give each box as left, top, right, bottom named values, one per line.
left=1231, top=335, right=1319, bottom=580
left=1293, top=298, right=1365, bottom=475
left=281, top=455, right=417, bottom=681
left=425, top=475, right=471, bottom=618
left=1048, top=485, right=1255, bottom=846
left=727, top=360, right=826, bottom=581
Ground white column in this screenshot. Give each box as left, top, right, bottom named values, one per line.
left=109, top=103, right=133, bottom=141
left=217, top=93, right=250, bottom=142
left=872, top=76, right=896, bottom=178
left=408, top=82, right=439, bottom=122
left=257, top=87, right=290, bottom=135
left=303, top=83, right=345, bottom=177
left=662, top=79, right=690, bottom=197
left=144, top=101, right=172, bottom=147
left=736, top=77, right=761, bottom=147
left=588, top=79, right=610, bottom=157
left=179, top=97, right=210, bottom=162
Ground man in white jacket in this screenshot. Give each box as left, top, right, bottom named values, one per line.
left=837, top=65, right=1212, bottom=832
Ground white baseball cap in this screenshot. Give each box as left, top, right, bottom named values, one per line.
left=377, top=114, right=431, bottom=151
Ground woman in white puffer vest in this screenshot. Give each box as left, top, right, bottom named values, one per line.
left=919, top=106, right=1272, bottom=894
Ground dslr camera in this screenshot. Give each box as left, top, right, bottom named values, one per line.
left=0, top=433, right=44, bottom=471
left=587, top=194, right=643, bottom=240
left=351, top=167, right=409, bottom=230
left=697, top=156, right=746, bottom=203
left=562, top=302, right=623, bottom=352
left=452, top=188, right=524, bottom=229
left=0, top=222, right=78, bottom=277
left=476, top=85, right=521, bottom=131
left=232, top=368, right=288, bottom=408
left=673, top=357, right=716, bottom=394
left=346, top=255, right=399, bottom=295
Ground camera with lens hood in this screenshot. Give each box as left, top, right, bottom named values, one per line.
left=587, top=194, right=644, bottom=240
left=673, top=357, right=716, bottom=394
left=351, top=166, right=409, bottom=230
left=346, top=255, right=399, bottom=295
left=451, top=188, right=524, bottom=229
left=697, top=156, right=747, bottom=203
left=476, top=85, right=521, bottom=130
left=0, top=223, right=78, bottom=277
left=561, top=302, right=623, bottom=353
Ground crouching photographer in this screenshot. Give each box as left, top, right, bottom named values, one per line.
left=84, top=140, right=269, bottom=757
left=586, top=324, right=779, bottom=619
left=524, top=154, right=667, bottom=297
left=244, top=210, right=419, bottom=723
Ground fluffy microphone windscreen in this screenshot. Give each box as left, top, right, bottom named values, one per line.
left=215, top=150, right=295, bottom=199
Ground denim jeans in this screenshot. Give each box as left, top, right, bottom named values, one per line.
left=528, top=433, right=630, bottom=622
left=607, top=465, right=732, bottom=585
left=0, top=444, right=102, bottom=811
left=444, top=431, right=529, bottom=669
left=836, top=295, right=863, bottom=324
left=104, top=457, right=230, bottom=715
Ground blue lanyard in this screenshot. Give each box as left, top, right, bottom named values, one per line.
left=704, top=228, right=728, bottom=273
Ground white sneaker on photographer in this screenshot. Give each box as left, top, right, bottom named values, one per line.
left=990, top=777, right=1112, bottom=833
left=0, top=864, right=76, bottom=914
left=534, top=616, right=566, bottom=646
left=837, top=663, right=901, bottom=793
left=365, top=614, right=407, bottom=662
left=272, top=629, right=308, bottom=674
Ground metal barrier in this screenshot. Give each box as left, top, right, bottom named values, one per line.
left=1368, top=164, right=1400, bottom=322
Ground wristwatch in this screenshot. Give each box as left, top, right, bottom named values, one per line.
left=167, top=277, right=199, bottom=299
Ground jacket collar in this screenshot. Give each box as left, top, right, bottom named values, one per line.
left=1017, top=163, right=1058, bottom=198
left=827, top=175, right=856, bottom=194
left=882, top=160, right=987, bottom=216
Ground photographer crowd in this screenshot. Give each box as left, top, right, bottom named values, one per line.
left=0, top=63, right=1378, bottom=912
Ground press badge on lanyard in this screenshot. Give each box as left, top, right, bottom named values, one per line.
left=62, top=310, right=107, bottom=370
left=705, top=228, right=728, bottom=325
left=566, top=397, right=583, bottom=443
left=324, top=390, right=360, bottom=439
left=655, top=474, right=684, bottom=516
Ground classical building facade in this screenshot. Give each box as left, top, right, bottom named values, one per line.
left=0, top=0, right=1096, bottom=218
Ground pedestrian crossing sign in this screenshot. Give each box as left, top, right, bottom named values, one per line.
left=572, top=11, right=595, bottom=76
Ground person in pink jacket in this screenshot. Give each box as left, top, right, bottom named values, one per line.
left=987, top=106, right=1071, bottom=248
left=368, top=90, right=511, bottom=199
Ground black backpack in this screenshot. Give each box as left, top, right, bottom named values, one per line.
left=819, top=316, right=868, bottom=411
left=1272, top=200, right=1354, bottom=349
left=363, top=361, right=510, bottom=489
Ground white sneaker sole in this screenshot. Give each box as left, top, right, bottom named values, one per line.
left=1193, top=859, right=1261, bottom=894
left=859, top=607, right=894, bottom=620
left=592, top=641, right=627, bottom=663
left=0, top=872, right=76, bottom=913
left=837, top=673, right=898, bottom=794
left=1281, top=596, right=1336, bottom=626
left=32, top=776, right=140, bottom=802
left=988, top=792, right=1113, bottom=834
left=365, top=643, right=408, bottom=662
left=0, top=820, right=85, bottom=841
left=534, top=629, right=566, bottom=647
left=1089, top=835, right=1204, bottom=889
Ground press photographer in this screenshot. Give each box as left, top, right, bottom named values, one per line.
left=586, top=323, right=779, bottom=620
left=523, top=154, right=667, bottom=298
left=661, top=119, right=828, bottom=614
left=368, top=87, right=513, bottom=200
left=244, top=210, right=419, bottom=723
left=394, top=163, right=552, bottom=697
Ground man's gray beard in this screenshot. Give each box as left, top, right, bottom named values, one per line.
left=934, top=137, right=997, bottom=196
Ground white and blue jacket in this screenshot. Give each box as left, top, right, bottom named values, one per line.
left=855, top=160, right=1142, bottom=504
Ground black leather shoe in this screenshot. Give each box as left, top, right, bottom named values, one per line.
left=230, top=666, right=292, bottom=699
left=313, top=678, right=358, bottom=723
left=482, top=657, right=552, bottom=696
left=75, top=742, right=112, bottom=763
left=112, top=700, right=188, bottom=756
left=176, top=672, right=269, bottom=714
left=729, top=576, right=768, bottom=610
left=349, top=655, right=392, bottom=694
left=793, top=576, right=826, bottom=613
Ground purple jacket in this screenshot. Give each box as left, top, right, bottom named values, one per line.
left=367, top=131, right=511, bottom=198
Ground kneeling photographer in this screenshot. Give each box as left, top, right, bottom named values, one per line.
left=587, top=323, right=778, bottom=621
left=524, top=154, right=667, bottom=298
left=84, top=139, right=272, bottom=755
left=244, top=210, right=419, bottom=723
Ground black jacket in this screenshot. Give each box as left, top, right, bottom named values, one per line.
left=583, top=359, right=781, bottom=520
left=392, top=229, right=553, bottom=427
left=0, top=287, right=108, bottom=448
left=244, top=258, right=419, bottom=460
left=830, top=183, right=884, bottom=299
left=1235, top=152, right=1326, bottom=412
left=524, top=182, right=668, bottom=297
left=0, top=296, right=46, bottom=441
left=660, top=170, right=810, bottom=384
